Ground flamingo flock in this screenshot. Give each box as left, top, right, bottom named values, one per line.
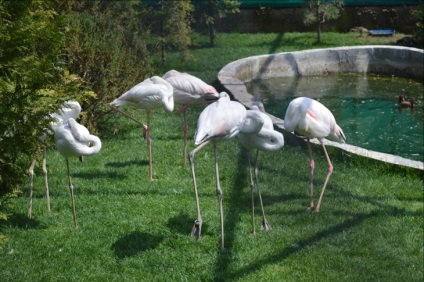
left=28, top=70, right=347, bottom=250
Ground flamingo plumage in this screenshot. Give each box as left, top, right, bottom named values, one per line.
left=54, top=118, right=102, bottom=227
left=28, top=100, right=81, bottom=219
left=284, top=97, right=345, bottom=212
left=109, top=76, right=174, bottom=180
left=163, top=70, right=219, bottom=164
left=238, top=105, right=284, bottom=233
left=190, top=92, right=264, bottom=250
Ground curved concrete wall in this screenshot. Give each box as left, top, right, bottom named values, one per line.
left=218, top=46, right=424, bottom=170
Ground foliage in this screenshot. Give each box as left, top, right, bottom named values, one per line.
left=303, top=0, right=344, bottom=43
left=140, top=0, right=194, bottom=64
left=0, top=189, right=21, bottom=248
left=192, top=0, right=240, bottom=47
left=64, top=0, right=154, bottom=134
left=0, top=0, right=90, bottom=193
left=411, top=4, right=424, bottom=48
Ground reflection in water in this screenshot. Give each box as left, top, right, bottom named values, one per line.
left=246, top=74, right=423, bottom=162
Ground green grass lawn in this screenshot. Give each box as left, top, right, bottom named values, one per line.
left=1, top=32, right=423, bottom=281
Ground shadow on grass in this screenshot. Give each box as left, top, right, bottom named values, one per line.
left=106, top=159, right=149, bottom=168
left=166, top=212, right=211, bottom=237
left=111, top=231, right=164, bottom=260
left=72, top=171, right=126, bottom=180
left=213, top=147, right=250, bottom=281
left=7, top=213, right=47, bottom=230
left=231, top=211, right=376, bottom=280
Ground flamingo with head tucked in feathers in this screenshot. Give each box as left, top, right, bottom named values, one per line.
left=109, top=76, right=174, bottom=180
left=163, top=70, right=219, bottom=164
left=238, top=105, right=284, bottom=234
left=28, top=100, right=81, bottom=219
left=54, top=118, right=102, bottom=227
left=190, top=92, right=264, bottom=251
left=284, top=97, right=345, bottom=212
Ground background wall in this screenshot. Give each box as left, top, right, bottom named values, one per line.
left=215, top=6, right=419, bottom=34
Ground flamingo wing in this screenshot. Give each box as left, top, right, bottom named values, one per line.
left=195, top=93, right=246, bottom=145
left=165, top=72, right=218, bottom=105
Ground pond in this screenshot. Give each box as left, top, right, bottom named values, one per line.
left=246, top=74, right=423, bottom=162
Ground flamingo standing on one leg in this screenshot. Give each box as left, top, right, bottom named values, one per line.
left=190, top=92, right=264, bottom=251
left=28, top=100, right=81, bottom=219
left=163, top=70, right=219, bottom=164
left=54, top=118, right=102, bottom=227
left=238, top=105, right=284, bottom=234
left=109, top=76, right=174, bottom=180
left=284, top=97, right=345, bottom=212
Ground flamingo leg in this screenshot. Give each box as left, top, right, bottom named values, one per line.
left=176, top=101, right=214, bottom=114
left=42, top=146, right=51, bottom=213
left=28, top=153, right=38, bottom=219
left=66, top=159, right=78, bottom=228
left=254, top=150, right=271, bottom=231
left=189, top=140, right=210, bottom=241
left=248, top=152, right=256, bottom=235
left=176, top=104, right=192, bottom=114
left=109, top=103, right=155, bottom=180
left=109, top=104, right=148, bottom=134
left=183, top=110, right=188, bottom=165
left=214, top=143, right=225, bottom=251
left=146, top=111, right=154, bottom=181
left=315, top=144, right=333, bottom=212
left=306, top=139, right=315, bottom=211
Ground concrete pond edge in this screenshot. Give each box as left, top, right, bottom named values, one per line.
left=218, top=45, right=424, bottom=171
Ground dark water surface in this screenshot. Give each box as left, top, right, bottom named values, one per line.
left=246, top=74, right=423, bottom=162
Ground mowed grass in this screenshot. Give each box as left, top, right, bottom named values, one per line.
left=1, top=32, right=423, bottom=281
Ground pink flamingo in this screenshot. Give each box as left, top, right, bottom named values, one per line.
left=163, top=70, right=219, bottom=164
left=109, top=76, right=174, bottom=180
left=284, top=97, right=346, bottom=212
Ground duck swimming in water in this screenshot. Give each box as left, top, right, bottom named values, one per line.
left=398, top=95, right=416, bottom=108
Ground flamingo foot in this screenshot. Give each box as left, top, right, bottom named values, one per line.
left=191, top=218, right=202, bottom=240
left=261, top=218, right=272, bottom=231
left=306, top=203, right=315, bottom=212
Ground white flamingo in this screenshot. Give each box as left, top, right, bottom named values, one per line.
left=284, top=97, right=346, bottom=212
left=28, top=100, right=81, bottom=219
left=54, top=118, right=102, bottom=227
left=190, top=92, right=264, bottom=251
left=109, top=76, right=174, bottom=180
left=238, top=105, right=284, bottom=234
left=163, top=70, right=219, bottom=164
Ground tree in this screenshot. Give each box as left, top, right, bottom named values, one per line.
left=64, top=0, right=155, bottom=132
left=303, top=0, right=344, bottom=44
left=411, top=4, right=424, bottom=48
left=141, top=0, right=194, bottom=64
left=192, top=0, right=240, bottom=47
left=0, top=0, right=89, bottom=193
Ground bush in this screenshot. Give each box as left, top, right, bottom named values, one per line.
left=411, top=4, right=424, bottom=48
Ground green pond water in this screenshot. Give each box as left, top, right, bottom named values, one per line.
left=246, top=74, right=423, bottom=162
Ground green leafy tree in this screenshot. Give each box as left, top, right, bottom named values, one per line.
left=141, top=0, right=194, bottom=64
left=64, top=0, right=154, bottom=132
left=0, top=0, right=89, bottom=193
left=192, top=0, right=240, bottom=47
left=411, top=4, right=424, bottom=48
left=304, top=0, right=344, bottom=44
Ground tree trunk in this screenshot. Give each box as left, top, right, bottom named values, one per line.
left=317, top=22, right=322, bottom=44
left=209, top=22, right=216, bottom=47
left=161, top=21, right=166, bottom=64
left=317, top=0, right=322, bottom=44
